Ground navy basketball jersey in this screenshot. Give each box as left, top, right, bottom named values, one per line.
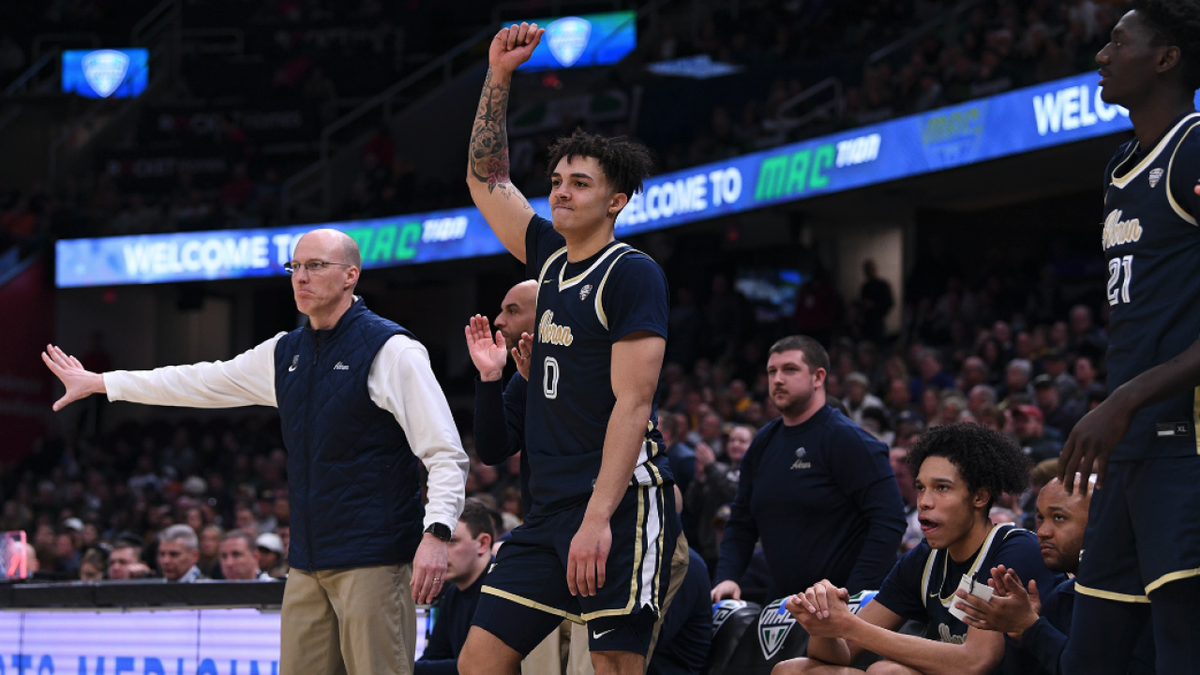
left=876, top=522, right=1052, bottom=655
left=916, top=525, right=1025, bottom=644
left=1103, top=112, right=1200, bottom=460
left=524, top=216, right=671, bottom=512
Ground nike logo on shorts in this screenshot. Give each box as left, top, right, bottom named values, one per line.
left=592, top=628, right=616, bottom=639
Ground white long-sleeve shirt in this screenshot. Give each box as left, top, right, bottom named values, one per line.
left=104, top=332, right=468, bottom=531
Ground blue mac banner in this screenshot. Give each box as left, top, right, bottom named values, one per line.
left=62, top=48, right=149, bottom=98
left=57, top=71, right=1140, bottom=288
left=516, top=11, right=636, bottom=72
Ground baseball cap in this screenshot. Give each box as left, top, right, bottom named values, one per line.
left=1011, top=404, right=1044, bottom=422
left=256, top=533, right=285, bottom=555
left=846, top=372, right=870, bottom=388
left=1032, top=374, right=1056, bottom=390
left=62, top=517, right=84, bottom=533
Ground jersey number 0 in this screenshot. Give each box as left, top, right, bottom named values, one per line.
left=543, top=356, right=560, bottom=399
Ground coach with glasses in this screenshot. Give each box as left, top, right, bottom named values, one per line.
left=42, top=228, right=469, bottom=675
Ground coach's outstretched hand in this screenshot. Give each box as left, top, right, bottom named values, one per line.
left=466, top=315, right=508, bottom=382
left=489, top=22, right=544, bottom=76
left=1059, top=394, right=1132, bottom=494
left=41, top=344, right=106, bottom=411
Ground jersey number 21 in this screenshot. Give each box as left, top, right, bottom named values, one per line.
left=1107, top=254, right=1133, bottom=306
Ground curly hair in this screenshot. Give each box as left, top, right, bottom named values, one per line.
left=906, top=422, right=1030, bottom=512
left=545, top=128, right=654, bottom=201
left=1133, top=0, right=1200, bottom=90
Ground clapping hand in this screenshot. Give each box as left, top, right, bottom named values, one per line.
left=465, top=315, right=508, bottom=382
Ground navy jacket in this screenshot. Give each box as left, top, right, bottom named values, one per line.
left=274, top=298, right=424, bottom=571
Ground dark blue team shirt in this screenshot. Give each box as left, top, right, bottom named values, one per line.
left=715, top=407, right=906, bottom=597
left=416, top=565, right=490, bottom=675
left=1102, top=111, right=1200, bottom=460
left=875, top=525, right=1055, bottom=674
left=523, top=215, right=672, bottom=512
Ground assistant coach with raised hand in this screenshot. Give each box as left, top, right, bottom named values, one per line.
left=42, top=228, right=469, bottom=675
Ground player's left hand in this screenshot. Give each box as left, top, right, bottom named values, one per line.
left=411, top=532, right=449, bottom=604
left=954, top=566, right=1040, bottom=640
left=791, top=580, right=853, bottom=637
left=1059, top=392, right=1133, bottom=494
left=567, top=515, right=611, bottom=597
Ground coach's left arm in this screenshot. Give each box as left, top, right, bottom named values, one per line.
left=567, top=331, right=666, bottom=598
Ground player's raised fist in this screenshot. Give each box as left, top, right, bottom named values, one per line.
left=489, top=23, right=544, bottom=75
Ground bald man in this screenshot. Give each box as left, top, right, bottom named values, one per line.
left=43, top=229, right=469, bottom=675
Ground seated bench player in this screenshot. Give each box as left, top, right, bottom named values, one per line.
left=773, top=422, right=1057, bottom=675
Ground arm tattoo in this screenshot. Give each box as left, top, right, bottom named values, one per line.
left=470, top=68, right=517, bottom=196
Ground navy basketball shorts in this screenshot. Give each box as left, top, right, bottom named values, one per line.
left=1076, top=455, right=1200, bottom=603
left=472, top=483, right=678, bottom=656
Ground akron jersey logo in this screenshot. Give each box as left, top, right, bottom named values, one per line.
left=546, top=17, right=590, bottom=67
left=757, top=598, right=797, bottom=660
left=82, top=50, right=130, bottom=98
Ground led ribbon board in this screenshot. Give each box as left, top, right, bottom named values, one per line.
left=516, top=11, right=637, bottom=71
left=0, top=608, right=429, bottom=674
left=62, top=48, right=149, bottom=98
left=57, top=72, right=1142, bottom=287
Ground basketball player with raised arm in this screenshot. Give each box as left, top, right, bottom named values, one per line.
left=1057, top=2, right=1200, bottom=672
left=457, top=23, right=677, bottom=675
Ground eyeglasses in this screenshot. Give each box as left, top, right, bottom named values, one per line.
left=284, top=260, right=353, bottom=274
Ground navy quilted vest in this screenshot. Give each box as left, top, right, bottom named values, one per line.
left=274, top=298, right=424, bottom=571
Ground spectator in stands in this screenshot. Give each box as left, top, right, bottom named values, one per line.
left=712, top=336, right=905, bottom=603
left=1068, top=355, right=1100, bottom=411
left=959, top=356, right=990, bottom=393
left=1039, top=349, right=1079, bottom=401
left=859, top=259, right=894, bottom=343
left=953, top=477, right=1156, bottom=674
left=1000, top=358, right=1034, bottom=407
left=416, top=500, right=496, bottom=675
left=256, top=532, right=287, bottom=579
left=79, top=548, right=106, bottom=581
left=158, top=524, right=205, bottom=583
left=685, top=424, right=750, bottom=577
left=1068, top=304, right=1108, bottom=362
left=688, top=412, right=725, bottom=457
left=1012, top=404, right=1063, bottom=464
left=220, top=530, right=271, bottom=581
left=844, top=372, right=884, bottom=427
left=910, top=349, right=956, bottom=402
left=967, top=384, right=998, bottom=419
left=660, top=413, right=696, bottom=499
left=1033, top=374, right=1082, bottom=439
left=198, top=524, right=223, bottom=579
left=107, top=540, right=150, bottom=580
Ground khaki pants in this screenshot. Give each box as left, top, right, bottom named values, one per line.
left=280, top=564, right=415, bottom=675
left=539, top=532, right=691, bottom=675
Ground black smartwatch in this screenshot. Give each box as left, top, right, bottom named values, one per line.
left=424, top=522, right=452, bottom=542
